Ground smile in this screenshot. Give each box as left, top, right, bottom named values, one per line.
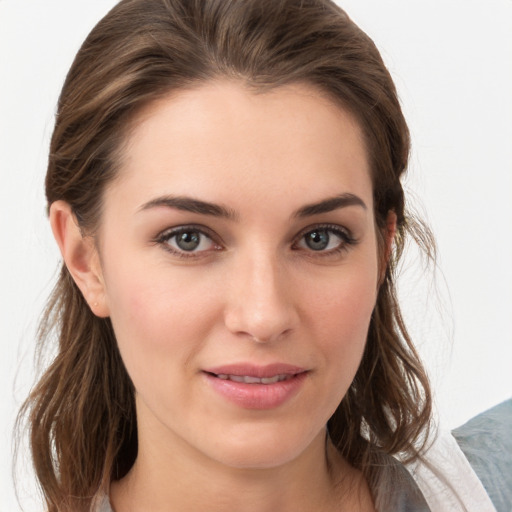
left=213, top=373, right=293, bottom=384
left=203, top=364, right=308, bottom=409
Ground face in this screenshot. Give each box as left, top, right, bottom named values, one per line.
left=96, top=81, right=380, bottom=470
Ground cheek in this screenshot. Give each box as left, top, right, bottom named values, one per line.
left=304, top=259, right=378, bottom=384
left=102, top=259, right=221, bottom=387
left=308, top=259, right=378, bottom=336
left=325, top=293, right=374, bottom=374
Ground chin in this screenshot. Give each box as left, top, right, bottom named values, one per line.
left=200, top=420, right=326, bottom=471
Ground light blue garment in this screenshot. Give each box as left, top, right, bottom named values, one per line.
left=452, top=398, right=512, bottom=512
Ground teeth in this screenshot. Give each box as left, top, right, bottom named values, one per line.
left=244, top=376, right=262, bottom=384
left=214, top=373, right=292, bottom=384
left=261, top=376, right=279, bottom=384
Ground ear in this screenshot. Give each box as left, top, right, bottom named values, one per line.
left=49, top=201, right=110, bottom=318
left=384, top=210, right=397, bottom=263
left=379, top=210, right=397, bottom=285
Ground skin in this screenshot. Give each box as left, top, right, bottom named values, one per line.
left=50, top=81, right=392, bottom=511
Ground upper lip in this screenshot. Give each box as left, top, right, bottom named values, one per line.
left=203, top=363, right=307, bottom=378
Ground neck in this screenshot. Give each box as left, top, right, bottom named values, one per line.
left=110, top=428, right=372, bottom=512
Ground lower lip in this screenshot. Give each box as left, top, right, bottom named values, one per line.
left=203, top=372, right=308, bottom=410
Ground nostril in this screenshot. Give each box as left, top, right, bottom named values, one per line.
left=223, top=265, right=299, bottom=343
left=247, top=328, right=292, bottom=344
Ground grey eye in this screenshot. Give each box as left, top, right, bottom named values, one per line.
left=304, top=230, right=330, bottom=251
left=175, top=231, right=201, bottom=251
left=164, top=229, right=216, bottom=253
left=296, top=227, right=349, bottom=253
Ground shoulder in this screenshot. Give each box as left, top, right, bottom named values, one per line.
left=406, top=399, right=512, bottom=512
left=380, top=457, right=432, bottom=512
left=93, top=494, right=113, bottom=512
left=452, top=398, right=512, bottom=512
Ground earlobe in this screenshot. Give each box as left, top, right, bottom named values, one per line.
left=49, top=201, right=110, bottom=318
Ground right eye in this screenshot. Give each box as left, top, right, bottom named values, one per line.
left=156, top=226, right=221, bottom=257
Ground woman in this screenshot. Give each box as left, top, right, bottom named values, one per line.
left=17, top=0, right=505, bottom=511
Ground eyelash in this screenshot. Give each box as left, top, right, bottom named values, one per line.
left=154, top=223, right=357, bottom=259
left=154, top=225, right=222, bottom=259
left=292, top=223, right=358, bottom=257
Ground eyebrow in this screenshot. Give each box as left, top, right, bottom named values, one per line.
left=138, top=195, right=238, bottom=220
left=293, top=193, right=367, bottom=218
left=138, top=192, right=366, bottom=220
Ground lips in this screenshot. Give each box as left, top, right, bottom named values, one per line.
left=202, top=363, right=308, bottom=409
left=215, top=374, right=293, bottom=384
left=204, top=363, right=306, bottom=379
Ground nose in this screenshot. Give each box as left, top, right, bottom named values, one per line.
left=223, top=252, right=299, bottom=344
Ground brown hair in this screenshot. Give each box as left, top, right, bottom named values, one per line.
left=19, top=0, right=433, bottom=510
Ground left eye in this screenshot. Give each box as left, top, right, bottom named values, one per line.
left=161, top=228, right=217, bottom=253
left=296, top=227, right=349, bottom=252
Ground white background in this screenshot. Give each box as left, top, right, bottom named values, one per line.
left=1, top=1, right=511, bottom=510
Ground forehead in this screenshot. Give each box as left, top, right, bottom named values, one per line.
left=109, top=80, right=373, bottom=214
